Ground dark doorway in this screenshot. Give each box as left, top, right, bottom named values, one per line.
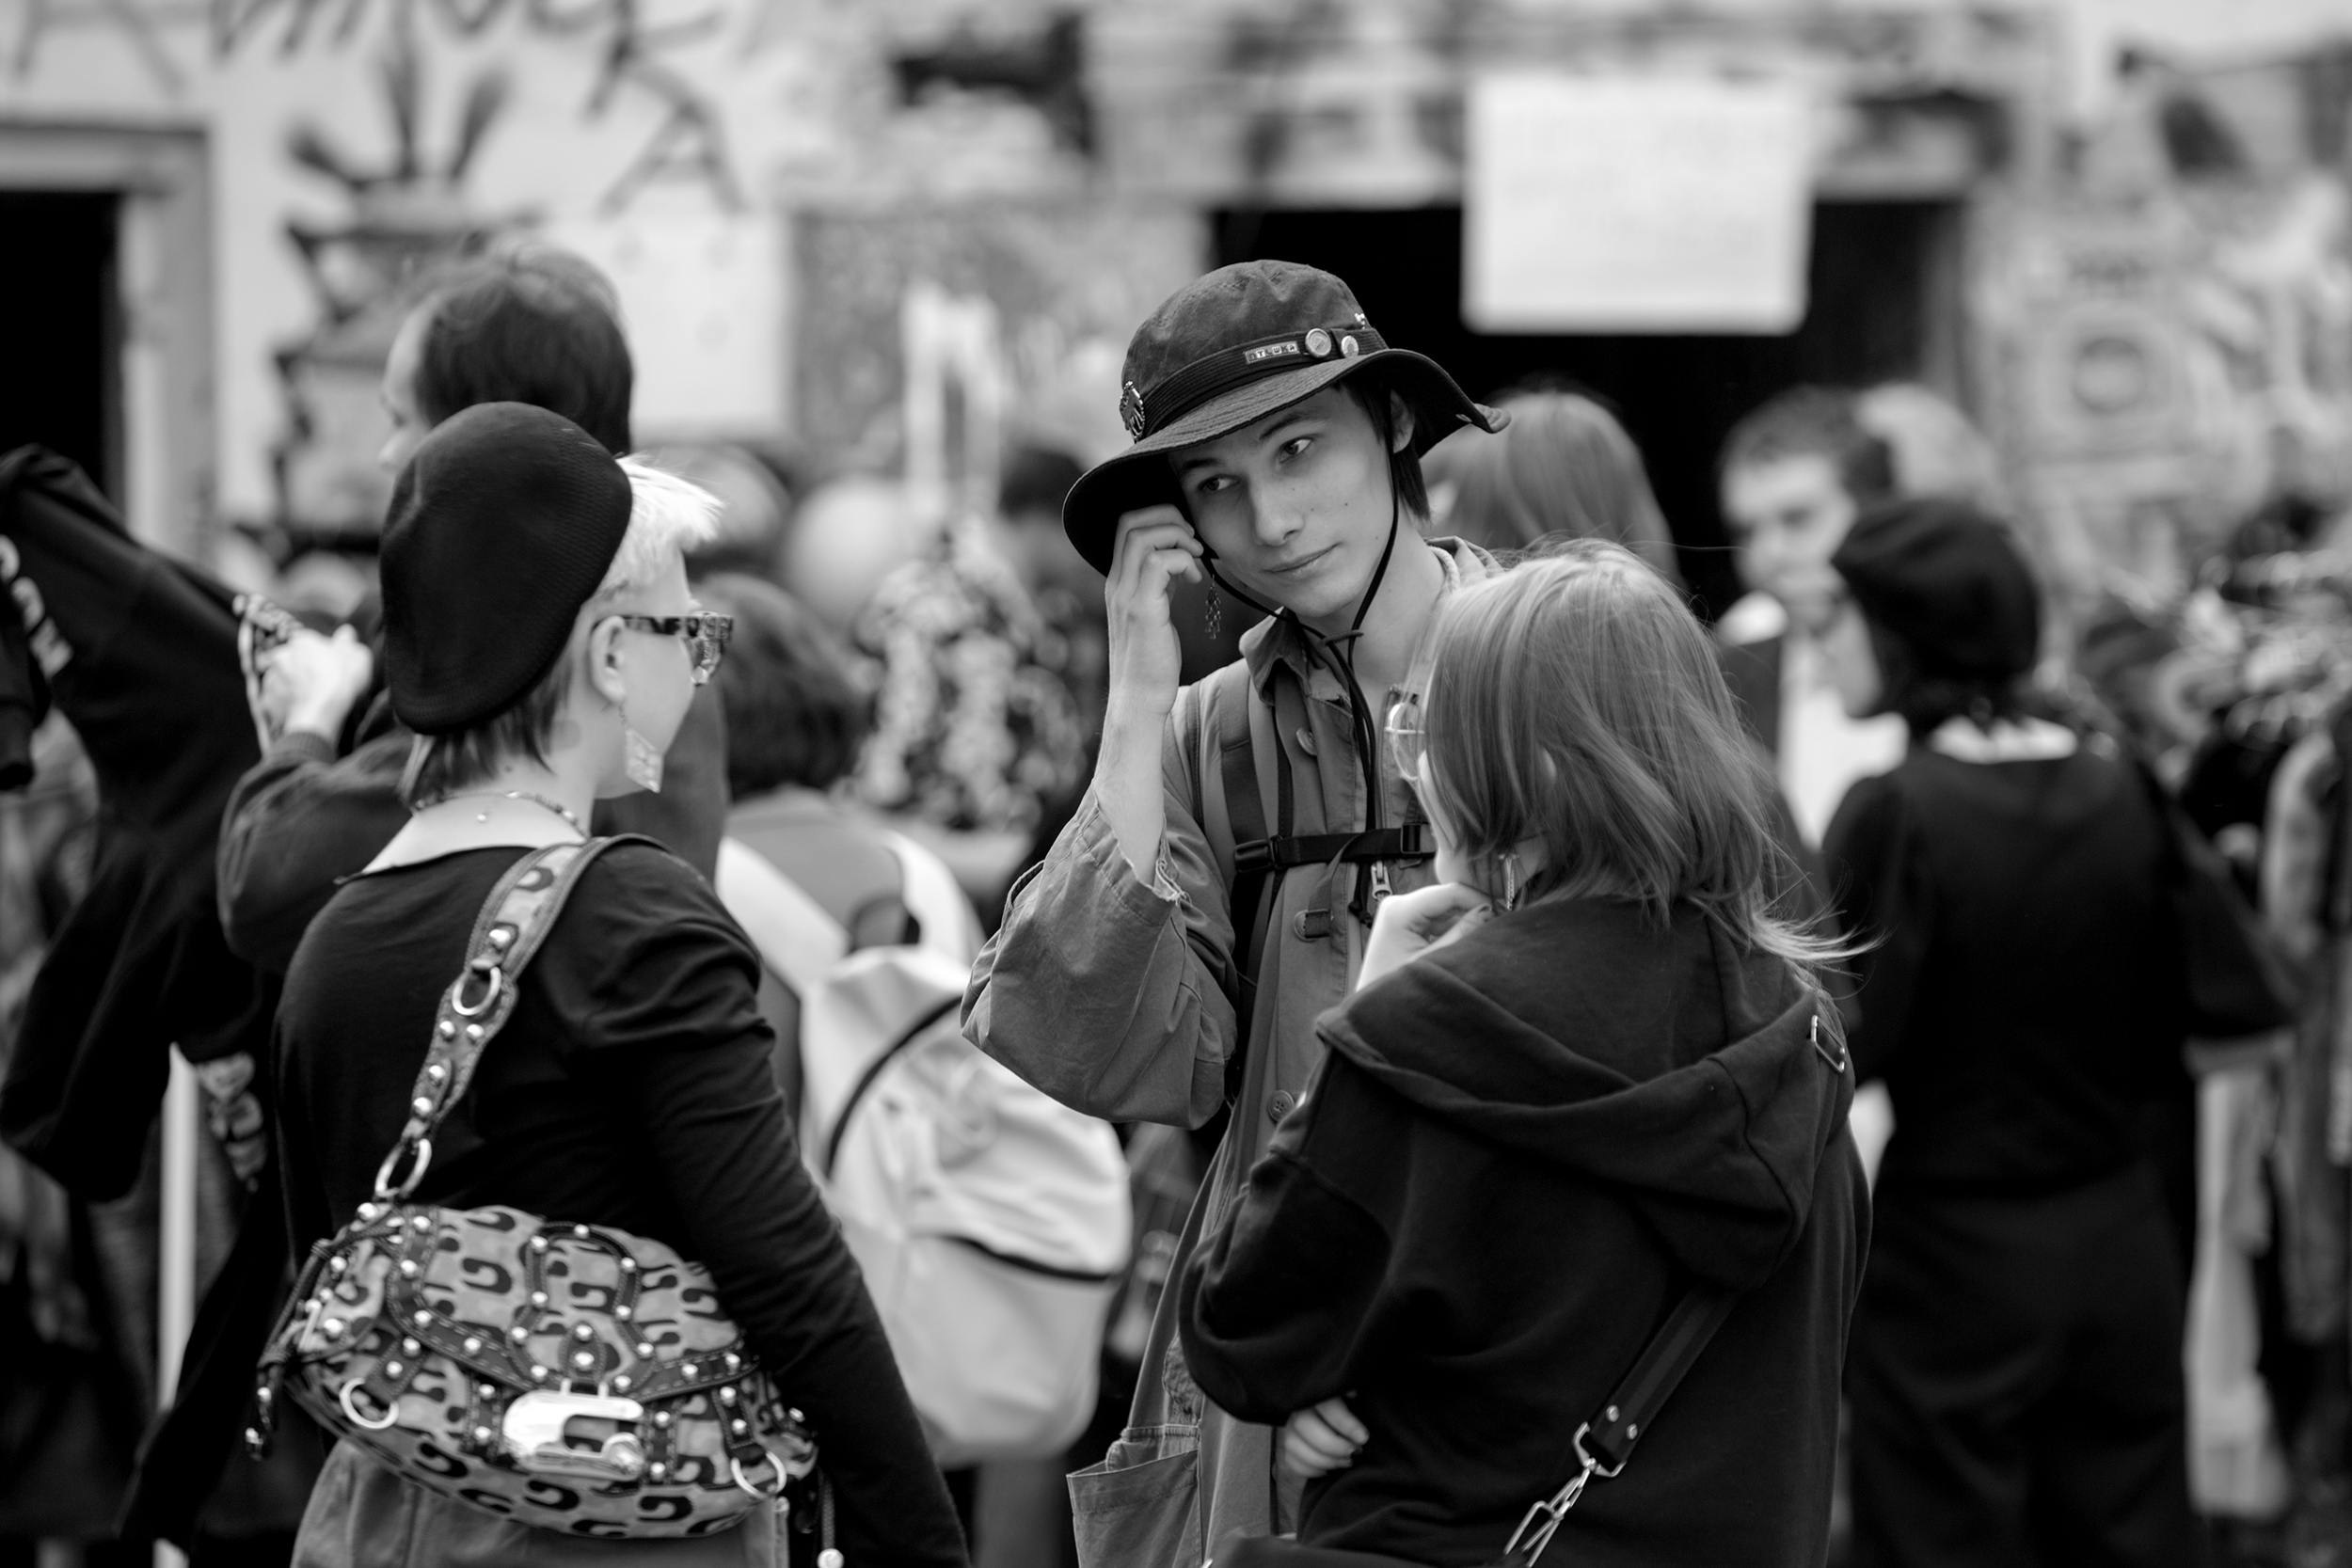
left=0, top=192, right=120, bottom=500
left=1215, top=202, right=1959, bottom=618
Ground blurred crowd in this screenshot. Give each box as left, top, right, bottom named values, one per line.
left=0, top=238, right=2345, bottom=1568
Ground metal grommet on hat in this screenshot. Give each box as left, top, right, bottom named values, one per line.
left=1305, top=327, right=1333, bottom=357
left=1340, top=334, right=1360, bottom=357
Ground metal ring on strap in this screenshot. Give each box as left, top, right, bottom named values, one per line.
left=450, top=965, right=504, bottom=1018
left=372, top=1136, right=433, bottom=1201
left=731, top=1448, right=788, bottom=1499
left=339, top=1379, right=402, bottom=1431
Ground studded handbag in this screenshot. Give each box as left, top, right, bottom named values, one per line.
left=246, top=838, right=821, bottom=1542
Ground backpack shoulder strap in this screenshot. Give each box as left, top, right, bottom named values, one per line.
left=879, top=829, right=984, bottom=965
left=369, top=834, right=648, bottom=1202
left=818, top=990, right=964, bottom=1179
left=715, top=835, right=852, bottom=1000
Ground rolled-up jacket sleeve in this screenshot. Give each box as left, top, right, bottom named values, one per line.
left=963, top=716, right=1240, bottom=1129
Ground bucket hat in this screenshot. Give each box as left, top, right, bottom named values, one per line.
left=1062, top=261, right=1506, bottom=573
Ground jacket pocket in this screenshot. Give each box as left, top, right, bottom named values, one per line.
left=1070, top=1424, right=1201, bottom=1568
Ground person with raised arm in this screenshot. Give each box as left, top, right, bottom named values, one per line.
left=961, top=261, right=1507, bottom=1565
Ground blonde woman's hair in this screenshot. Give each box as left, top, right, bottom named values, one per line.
left=1419, top=541, right=1843, bottom=970
left=1433, top=391, right=1681, bottom=585
left=598, top=457, right=723, bottom=600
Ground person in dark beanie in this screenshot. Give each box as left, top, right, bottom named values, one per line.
left=218, top=244, right=729, bottom=976
left=963, top=260, right=1510, bottom=1563
left=1817, top=498, right=2197, bottom=1568
left=271, top=404, right=966, bottom=1568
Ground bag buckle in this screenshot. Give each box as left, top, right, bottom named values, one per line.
left=371, top=1136, right=433, bottom=1202
left=1502, top=1420, right=1621, bottom=1564
left=1501, top=1459, right=1593, bottom=1565
left=501, top=1388, right=649, bottom=1481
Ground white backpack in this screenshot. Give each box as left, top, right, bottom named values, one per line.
left=715, top=832, right=1131, bottom=1466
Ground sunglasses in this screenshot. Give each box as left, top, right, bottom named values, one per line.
left=617, top=612, right=734, bottom=685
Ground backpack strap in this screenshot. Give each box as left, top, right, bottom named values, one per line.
left=367, top=835, right=650, bottom=1203
left=715, top=836, right=851, bottom=1000
left=818, top=994, right=964, bottom=1180
left=1196, top=664, right=1434, bottom=1104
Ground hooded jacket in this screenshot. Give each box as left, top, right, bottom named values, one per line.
left=1181, top=897, right=1867, bottom=1567
left=0, top=447, right=272, bottom=1199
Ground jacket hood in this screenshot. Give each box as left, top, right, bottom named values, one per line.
left=1320, top=899, right=1853, bottom=1291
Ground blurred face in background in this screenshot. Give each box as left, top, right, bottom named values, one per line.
left=1721, top=452, right=1858, bottom=635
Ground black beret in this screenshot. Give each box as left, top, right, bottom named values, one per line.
left=1831, top=496, right=2041, bottom=683
left=381, top=403, right=631, bottom=734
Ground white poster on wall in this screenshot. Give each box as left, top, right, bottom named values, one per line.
left=543, top=205, right=788, bottom=439
left=1465, top=74, right=1817, bottom=334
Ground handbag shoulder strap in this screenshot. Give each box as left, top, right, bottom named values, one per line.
left=367, top=833, right=647, bottom=1203
left=1500, top=1285, right=1740, bottom=1565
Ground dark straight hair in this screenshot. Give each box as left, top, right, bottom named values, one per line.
left=412, top=246, right=635, bottom=457
left=1342, top=369, right=1430, bottom=521
left=1864, top=617, right=2028, bottom=737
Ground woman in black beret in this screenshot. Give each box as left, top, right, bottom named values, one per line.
left=271, top=403, right=967, bottom=1567
left=1817, top=498, right=2196, bottom=1568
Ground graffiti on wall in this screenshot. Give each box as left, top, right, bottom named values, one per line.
left=10, top=0, right=745, bottom=214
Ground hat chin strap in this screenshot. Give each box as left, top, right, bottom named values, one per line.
left=1199, top=485, right=1404, bottom=847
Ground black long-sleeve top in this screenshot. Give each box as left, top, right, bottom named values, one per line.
left=1822, top=743, right=2185, bottom=1196
left=273, top=840, right=965, bottom=1566
left=218, top=686, right=730, bottom=975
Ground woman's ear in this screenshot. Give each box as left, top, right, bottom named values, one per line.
left=585, top=613, right=629, bottom=706
left=1389, top=390, right=1417, bottom=454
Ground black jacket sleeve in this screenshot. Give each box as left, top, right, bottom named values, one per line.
left=217, top=731, right=410, bottom=974
left=1821, top=771, right=1931, bottom=1084
left=1180, top=1060, right=1398, bottom=1425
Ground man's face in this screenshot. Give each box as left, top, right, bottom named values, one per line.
left=378, top=307, right=433, bottom=475
left=1169, top=385, right=1408, bottom=626
left=1721, top=452, right=1858, bottom=632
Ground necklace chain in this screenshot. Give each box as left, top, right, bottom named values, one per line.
left=434, top=790, right=587, bottom=835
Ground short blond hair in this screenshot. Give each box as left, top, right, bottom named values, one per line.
left=597, top=457, right=723, bottom=601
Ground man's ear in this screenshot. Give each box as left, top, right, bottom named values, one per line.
left=1389, top=390, right=1417, bottom=453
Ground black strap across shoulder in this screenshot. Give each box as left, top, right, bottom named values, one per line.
left=1212, top=678, right=1433, bottom=1105
left=1494, top=1286, right=1740, bottom=1566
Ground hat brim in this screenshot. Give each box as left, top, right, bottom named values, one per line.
left=1063, top=348, right=1503, bottom=575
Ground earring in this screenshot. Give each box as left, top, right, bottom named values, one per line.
left=1205, top=591, right=1222, bottom=641
left=622, top=704, right=664, bottom=793
left=1500, top=851, right=1523, bottom=912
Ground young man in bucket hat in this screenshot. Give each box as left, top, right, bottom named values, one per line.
left=964, top=260, right=1507, bottom=1564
